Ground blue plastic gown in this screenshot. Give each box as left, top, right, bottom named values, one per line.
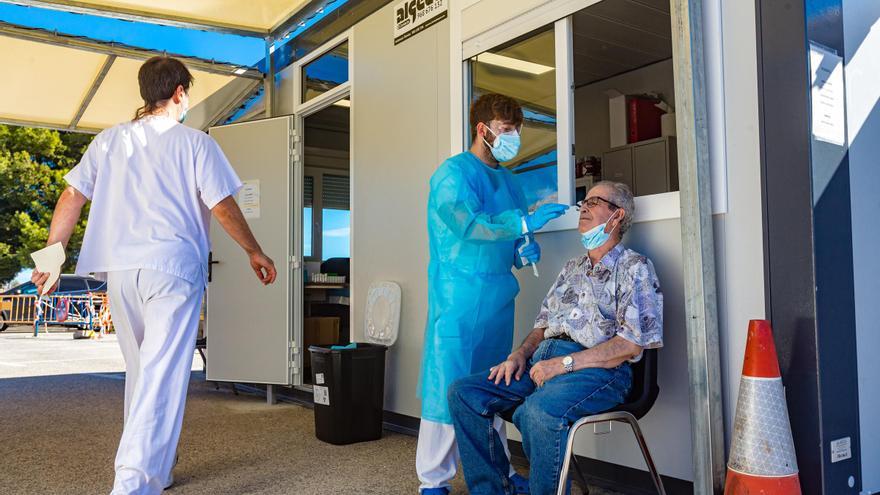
left=418, top=151, right=529, bottom=424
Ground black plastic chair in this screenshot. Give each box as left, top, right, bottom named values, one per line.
left=501, top=348, right=665, bottom=495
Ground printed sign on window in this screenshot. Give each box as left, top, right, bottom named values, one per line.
left=393, top=0, right=447, bottom=45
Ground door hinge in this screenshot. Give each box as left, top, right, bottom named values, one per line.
left=289, top=342, right=300, bottom=374
left=289, top=255, right=302, bottom=269
left=289, top=129, right=300, bottom=159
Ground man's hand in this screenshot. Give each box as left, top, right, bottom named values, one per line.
left=31, top=270, right=59, bottom=296
left=529, top=357, right=565, bottom=387
left=488, top=349, right=528, bottom=386
left=249, top=251, right=277, bottom=285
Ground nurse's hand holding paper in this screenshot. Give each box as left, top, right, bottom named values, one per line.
left=30, top=242, right=66, bottom=295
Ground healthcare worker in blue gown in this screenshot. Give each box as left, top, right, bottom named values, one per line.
left=416, top=93, right=568, bottom=495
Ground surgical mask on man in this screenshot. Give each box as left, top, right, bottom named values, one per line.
left=580, top=212, right=618, bottom=250
left=177, top=93, right=189, bottom=123
left=482, top=124, right=521, bottom=162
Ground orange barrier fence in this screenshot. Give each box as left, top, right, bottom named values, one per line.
left=1, top=292, right=112, bottom=336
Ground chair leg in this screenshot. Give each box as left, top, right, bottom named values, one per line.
left=556, top=412, right=666, bottom=495
left=557, top=421, right=586, bottom=495
left=619, top=415, right=667, bottom=495
left=570, top=453, right=590, bottom=495
left=197, top=348, right=207, bottom=372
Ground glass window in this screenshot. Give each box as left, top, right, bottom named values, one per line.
left=58, top=277, right=87, bottom=293
left=321, top=175, right=350, bottom=261
left=468, top=27, right=557, bottom=212
left=302, top=41, right=349, bottom=103
left=304, top=175, right=314, bottom=258
left=16, top=282, right=37, bottom=295
left=571, top=0, right=677, bottom=198
left=322, top=209, right=350, bottom=260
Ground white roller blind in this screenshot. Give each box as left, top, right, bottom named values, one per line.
left=304, top=175, right=314, bottom=207
left=322, top=174, right=349, bottom=210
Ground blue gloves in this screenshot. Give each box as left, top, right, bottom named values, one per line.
left=524, top=203, right=569, bottom=233
left=517, top=236, right=541, bottom=266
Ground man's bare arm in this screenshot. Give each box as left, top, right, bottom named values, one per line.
left=32, top=187, right=88, bottom=294
left=47, top=186, right=88, bottom=248
left=488, top=327, right=546, bottom=385
left=211, top=196, right=277, bottom=285
left=512, top=327, right=546, bottom=361
left=570, top=335, right=642, bottom=370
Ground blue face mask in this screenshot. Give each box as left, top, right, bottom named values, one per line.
left=580, top=213, right=618, bottom=250
left=178, top=93, right=189, bottom=123
left=483, top=125, right=521, bottom=162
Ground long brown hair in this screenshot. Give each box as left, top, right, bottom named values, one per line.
left=133, top=56, right=194, bottom=121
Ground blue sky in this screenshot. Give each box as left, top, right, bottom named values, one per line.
left=0, top=3, right=265, bottom=66
left=304, top=208, right=351, bottom=261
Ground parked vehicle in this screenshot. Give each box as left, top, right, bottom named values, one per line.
left=0, top=275, right=106, bottom=331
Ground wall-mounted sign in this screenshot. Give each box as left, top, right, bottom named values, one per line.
left=394, top=0, right=447, bottom=45
left=809, top=42, right=846, bottom=146
left=238, top=179, right=261, bottom=219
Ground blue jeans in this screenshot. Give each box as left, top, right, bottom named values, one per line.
left=447, top=339, right=632, bottom=495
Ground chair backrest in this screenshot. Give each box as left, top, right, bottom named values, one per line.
left=320, top=257, right=350, bottom=278
left=612, top=348, right=660, bottom=419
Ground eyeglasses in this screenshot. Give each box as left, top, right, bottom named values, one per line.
left=576, top=196, right=621, bottom=210
left=482, top=121, right=523, bottom=136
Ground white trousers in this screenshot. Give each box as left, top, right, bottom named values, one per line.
left=416, top=418, right=515, bottom=490
left=107, top=269, right=203, bottom=495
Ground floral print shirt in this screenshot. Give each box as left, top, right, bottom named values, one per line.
left=535, top=243, right=663, bottom=360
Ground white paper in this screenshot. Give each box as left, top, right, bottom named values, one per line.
left=238, top=180, right=261, bottom=219
left=315, top=373, right=325, bottom=385
left=313, top=385, right=330, bottom=406
left=30, top=243, right=66, bottom=295
left=809, top=43, right=846, bottom=146
left=831, top=437, right=852, bottom=463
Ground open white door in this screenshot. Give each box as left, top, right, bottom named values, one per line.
left=206, top=116, right=301, bottom=386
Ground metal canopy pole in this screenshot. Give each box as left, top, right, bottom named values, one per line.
left=669, top=0, right=725, bottom=493
left=202, top=79, right=264, bottom=130
left=0, top=0, right=267, bottom=38
left=263, top=37, right=276, bottom=405
left=0, top=116, right=101, bottom=134
left=0, top=21, right=262, bottom=79
left=269, top=0, right=329, bottom=42
left=264, top=39, right=276, bottom=119
left=69, top=54, right=115, bottom=130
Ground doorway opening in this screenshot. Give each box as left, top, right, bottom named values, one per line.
left=300, top=97, right=351, bottom=386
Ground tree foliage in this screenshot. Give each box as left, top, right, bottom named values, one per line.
left=0, top=125, right=93, bottom=285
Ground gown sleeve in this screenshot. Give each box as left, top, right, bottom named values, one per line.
left=429, top=161, right=526, bottom=243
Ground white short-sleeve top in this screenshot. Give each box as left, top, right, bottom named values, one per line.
left=64, top=115, right=242, bottom=286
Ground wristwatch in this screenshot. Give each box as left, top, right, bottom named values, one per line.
left=562, top=355, right=574, bottom=373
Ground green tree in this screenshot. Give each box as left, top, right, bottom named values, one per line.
left=0, top=125, right=93, bottom=286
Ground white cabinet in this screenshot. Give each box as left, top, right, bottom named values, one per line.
left=601, top=137, right=678, bottom=196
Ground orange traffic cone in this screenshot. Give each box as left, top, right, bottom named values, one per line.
left=724, top=320, right=801, bottom=494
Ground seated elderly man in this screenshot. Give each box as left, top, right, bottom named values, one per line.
left=447, top=181, right=663, bottom=495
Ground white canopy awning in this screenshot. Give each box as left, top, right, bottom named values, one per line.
left=0, top=1, right=324, bottom=133
left=6, top=0, right=316, bottom=36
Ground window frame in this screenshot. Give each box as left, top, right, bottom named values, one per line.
left=464, top=19, right=574, bottom=212
left=294, top=30, right=353, bottom=116
left=303, top=168, right=351, bottom=262
left=454, top=0, right=721, bottom=231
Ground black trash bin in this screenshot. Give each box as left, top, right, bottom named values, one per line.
left=309, top=343, right=387, bottom=445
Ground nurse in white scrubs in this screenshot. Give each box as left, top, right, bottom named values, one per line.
left=32, top=56, right=276, bottom=495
